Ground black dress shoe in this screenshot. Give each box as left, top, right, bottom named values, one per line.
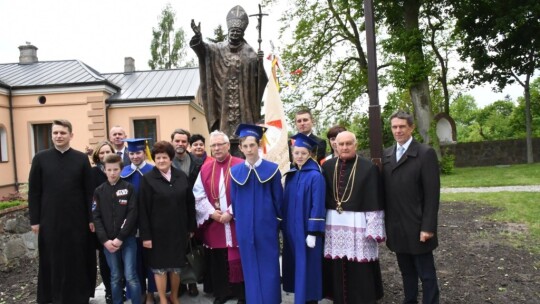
left=179, top=284, right=187, bottom=296
left=105, top=292, right=113, bottom=304
left=213, top=295, right=234, bottom=304
left=188, top=283, right=199, bottom=297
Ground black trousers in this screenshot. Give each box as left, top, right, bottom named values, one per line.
left=396, top=252, right=440, bottom=304
left=204, top=247, right=245, bottom=300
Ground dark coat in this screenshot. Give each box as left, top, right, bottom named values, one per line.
left=93, top=180, right=138, bottom=244
left=91, top=164, right=107, bottom=189
left=28, top=148, right=96, bottom=303
left=139, top=167, right=196, bottom=269
left=172, top=152, right=203, bottom=188
left=382, top=139, right=440, bottom=254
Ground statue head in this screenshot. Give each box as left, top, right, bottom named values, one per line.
left=226, top=5, right=248, bottom=45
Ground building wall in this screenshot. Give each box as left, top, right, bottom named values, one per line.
left=108, top=101, right=209, bottom=144
left=0, top=92, right=15, bottom=196
left=12, top=91, right=110, bottom=183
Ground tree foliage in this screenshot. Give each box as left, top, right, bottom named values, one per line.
left=207, top=25, right=227, bottom=43
left=450, top=0, right=540, bottom=162
left=148, top=4, right=188, bottom=70
left=268, top=0, right=369, bottom=124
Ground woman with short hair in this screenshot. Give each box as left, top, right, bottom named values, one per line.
left=139, top=141, right=196, bottom=304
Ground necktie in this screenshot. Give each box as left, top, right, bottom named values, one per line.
left=117, top=151, right=122, bottom=157
left=396, top=146, right=405, bottom=161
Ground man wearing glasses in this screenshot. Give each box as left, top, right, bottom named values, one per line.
left=192, top=131, right=246, bottom=304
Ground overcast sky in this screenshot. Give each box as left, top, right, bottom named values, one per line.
left=0, top=0, right=527, bottom=107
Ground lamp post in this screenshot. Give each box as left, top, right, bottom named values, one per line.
left=363, top=0, right=383, bottom=168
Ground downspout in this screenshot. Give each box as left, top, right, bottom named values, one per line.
left=105, top=98, right=110, bottom=137
left=8, top=87, right=19, bottom=191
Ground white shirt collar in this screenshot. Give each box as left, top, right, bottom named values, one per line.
left=244, top=157, right=262, bottom=169
left=397, top=136, right=413, bottom=152
left=130, top=161, right=147, bottom=170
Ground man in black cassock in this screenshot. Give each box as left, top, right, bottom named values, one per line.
left=29, top=119, right=96, bottom=304
left=322, top=131, right=385, bottom=304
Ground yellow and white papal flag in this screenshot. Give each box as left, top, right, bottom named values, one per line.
left=261, top=53, right=290, bottom=175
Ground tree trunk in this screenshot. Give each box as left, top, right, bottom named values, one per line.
left=403, top=0, right=433, bottom=144
left=524, top=78, right=534, bottom=163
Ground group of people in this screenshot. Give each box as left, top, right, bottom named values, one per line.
left=28, top=108, right=440, bottom=304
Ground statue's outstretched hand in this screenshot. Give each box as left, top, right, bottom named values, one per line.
left=191, top=19, right=201, bottom=36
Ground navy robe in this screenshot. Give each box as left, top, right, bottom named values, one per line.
left=282, top=158, right=326, bottom=303
left=121, top=162, right=154, bottom=192
left=230, top=159, right=283, bottom=304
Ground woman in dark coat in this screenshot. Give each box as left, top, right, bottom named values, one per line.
left=139, top=141, right=196, bottom=304
left=90, top=140, right=115, bottom=303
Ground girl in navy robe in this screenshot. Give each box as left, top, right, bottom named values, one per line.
left=282, top=133, right=326, bottom=304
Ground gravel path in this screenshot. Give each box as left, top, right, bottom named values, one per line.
left=441, top=185, right=540, bottom=193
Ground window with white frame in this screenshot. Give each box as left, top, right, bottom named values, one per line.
left=32, top=123, right=53, bottom=154
left=0, top=125, right=7, bottom=162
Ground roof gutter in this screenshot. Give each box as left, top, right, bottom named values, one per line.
left=8, top=86, right=19, bottom=191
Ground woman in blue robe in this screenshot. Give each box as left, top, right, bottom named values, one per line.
left=282, top=133, right=326, bottom=304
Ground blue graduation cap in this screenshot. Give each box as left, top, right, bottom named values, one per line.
left=291, top=133, right=318, bottom=151
left=235, top=123, right=267, bottom=140
left=124, top=138, right=151, bottom=152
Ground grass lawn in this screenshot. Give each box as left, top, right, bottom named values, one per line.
left=441, top=163, right=540, bottom=188
left=441, top=192, right=540, bottom=253
left=0, top=200, right=26, bottom=211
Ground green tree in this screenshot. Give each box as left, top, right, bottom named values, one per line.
left=449, top=94, right=479, bottom=142
left=148, top=4, right=188, bottom=70
left=509, top=78, right=540, bottom=138
left=450, top=0, right=540, bottom=162
left=208, top=25, right=227, bottom=43
left=476, top=100, right=516, bottom=140
left=377, top=0, right=437, bottom=145
left=266, top=0, right=370, bottom=123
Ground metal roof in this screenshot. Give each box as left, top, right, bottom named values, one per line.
left=103, top=67, right=200, bottom=101
left=0, top=60, right=114, bottom=88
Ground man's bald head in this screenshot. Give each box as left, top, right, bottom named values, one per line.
left=109, top=126, right=127, bottom=150
left=336, top=131, right=357, bottom=160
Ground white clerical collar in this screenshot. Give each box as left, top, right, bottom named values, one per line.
left=397, top=136, right=413, bottom=152
left=54, top=146, right=70, bottom=153
left=130, top=161, right=147, bottom=170
left=244, top=157, right=262, bottom=169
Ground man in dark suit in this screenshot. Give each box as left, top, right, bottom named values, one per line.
left=382, top=110, right=440, bottom=304
left=170, top=128, right=203, bottom=297
left=109, top=125, right=131, bottom=165
left=292, top=109, right=327, bottom=163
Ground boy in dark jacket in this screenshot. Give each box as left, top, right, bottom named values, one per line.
left=93, top=154, right=141, bottom=304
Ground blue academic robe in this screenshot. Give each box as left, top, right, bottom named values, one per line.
left=282, top=158, right=326, bottom=303
left=230, top=159, right=283, bottom=304
left=121, top=163, right=154, bottom=191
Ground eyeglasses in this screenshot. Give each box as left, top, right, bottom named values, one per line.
left=209, top=142, right=228, bottom=149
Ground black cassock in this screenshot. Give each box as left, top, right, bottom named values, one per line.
left=29, top=148, right=96, bottom=303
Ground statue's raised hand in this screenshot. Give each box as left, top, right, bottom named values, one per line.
left=191, top=19, right=201, bottom=36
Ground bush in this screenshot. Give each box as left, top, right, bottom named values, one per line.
left=440, top=153, right=455, bottom=175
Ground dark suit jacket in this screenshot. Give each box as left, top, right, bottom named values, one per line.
left=382, top=139, right=440, bottom=254
left=172, top=152, right=203, bottom=189
left=309, top=133, right=327, bottom=163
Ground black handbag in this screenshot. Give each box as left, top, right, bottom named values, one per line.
left=181, top=239, right=206, bottom=284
